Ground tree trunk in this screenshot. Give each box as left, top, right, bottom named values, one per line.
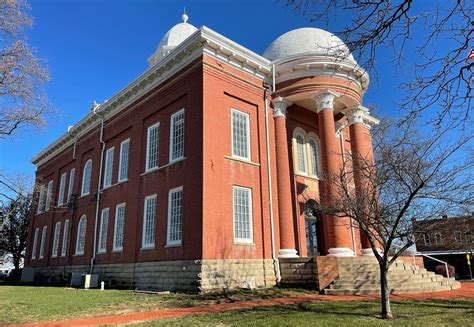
left=380, top=266, right=393, bottom=319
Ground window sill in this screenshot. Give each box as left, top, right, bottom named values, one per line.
left=102, top=179, right=129, bottom=191
left=234, top=241, right=255, bottom=246
left=112, top=249, right=123, bottom=253
left=140, top=246, right=155, bottom=251
left=97, top=251, right=106, bottom=254
left=73, top=253, right=84, bottom=257
left=78, top=193, right=90, bottom=199
left=165, top=243, right=182, bottom=248
left=141, top=157, right=186, bottom=177
left=224, top=156, right=260, bottom=167
left=294, top=173, right=320, bottom=181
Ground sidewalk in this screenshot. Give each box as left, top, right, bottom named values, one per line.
left=16, top=282, right=474, bottom=327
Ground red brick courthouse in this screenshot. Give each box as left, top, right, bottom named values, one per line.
left=24, top=15, right=457, bottom=293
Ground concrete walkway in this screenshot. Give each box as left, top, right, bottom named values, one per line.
left=15, top=282, right=474, bottom=327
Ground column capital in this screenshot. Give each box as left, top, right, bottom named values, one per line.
left=271, top=97, right=292, bottom=118
left=314, top=89, right=340, bottom=112
left=343, top=105, right=380, bottom=129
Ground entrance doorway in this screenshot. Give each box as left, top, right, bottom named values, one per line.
left=304, top=200, right=321, bottom=257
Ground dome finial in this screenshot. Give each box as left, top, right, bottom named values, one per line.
left=182, top=7, right=188, bottom=23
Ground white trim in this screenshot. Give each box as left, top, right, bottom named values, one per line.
left=166, top=186, right=183, bottom=246
left=232, top=186, right=254, bottom=243
left=58, top=173, right=67, bottom=206
left=45, top=180, right=53, bottom=211
left=39, top=226, right=47, bottom=259
left=142, top=194, right=157, bottom=249
left=113, top=202, right=126, bottom=251
left=81, top=159, right=93, bottom=196
left=36, top=185, right=45, bottom=214
left=145, top=122, right=160, bottom=172
left=61, top=219, right=69, bottom=257
left=98, top=208, right=109, bottom=253
left=103, top=147, right=115, bottom=188
left=118, top=138, right=130, bottom=182
left=293, top=128, right=308, bottom=175
left=67, top=168, right=75, bottom=202
left=231, top=109, right=251, bottom=161
left=75, top=215, right=87, bottom=255
left=31, top=227, right=39, bottom=259
left=51, top=221, right=61, bottom=257
left=307, top=133, right=322, bottom=179
left=169, top=109, right=185, bottom=163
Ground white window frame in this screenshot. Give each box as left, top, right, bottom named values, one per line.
left=61, top=219, right=69, bottom=257
left=166, top=186, right=183, bottom=246
left=98, top=208, right=109, bottom=253
left=39, top=226, right=47, bottom=259
left=294, top=130, right=308, bottom=175
left=31, top=227, right=39, bottom=259
left=67, top=168, right=75, bottom=203
left=45, top=180, right=54, bottom=211
left=423, top=234, right=431, bottom=246
left=118, top=138, right=130, bottom=182
left=142, top=194, right=157, bottom=249
left=58, top=173, right=67, bottom=206
left=75, top=215, right=87, bottom=255
left=145, top=122, right=160, bottom=172
left=307, top=134, right=321, bottom=179
left=37, top=185, right=45, bottom=214
left=232, top=186, right=254, bottom=243
left=434, top=232, right=443, bottom=245
left=51, top=221, right=61, bottom=257
left=81, top=159, right=93, bottom=196
left=103, top=147, right=115, bottom=188
left=231, top=109, right=251, bottom=161
left=169, top=109, right=185, bottom=163
left=113, top=203, right=126, bottom=251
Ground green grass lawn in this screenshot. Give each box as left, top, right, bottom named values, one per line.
left=141, top=299, right=474, bottom=326
left=0, top=284, right=309, bottom=324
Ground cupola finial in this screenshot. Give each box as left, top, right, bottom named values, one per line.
left=182, top=7, right=188, bottom=23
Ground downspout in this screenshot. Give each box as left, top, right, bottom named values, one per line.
left=91, top=103, right=106, bottom=274
left=265, top=63, right=281, bottom=283
left=339, top=127, right=357, bottom=255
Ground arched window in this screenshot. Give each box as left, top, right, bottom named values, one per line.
left=295, top=133, right=307, bottom=174
left=307, top=135, right=321, bottom=178
left=75, top=215, right=87, bottom=255
left=81, top=160, right=92, bottom=196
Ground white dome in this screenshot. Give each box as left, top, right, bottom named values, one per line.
left=263, top=28, right=355, bottom=63
left=148, top=14, right=198, bottom=66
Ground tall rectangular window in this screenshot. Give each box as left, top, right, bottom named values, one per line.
left=233, top=186, right=253, bottom=243
left=45, top=180, right=53, bottom=211
left=113, top=203, right=126, bottom=251
left=58, top=173, right=67, bottom=206
left=142, top=195, right=157, bottom=248
left=167, top=187, right=183, bottom=245
left=31, top=227, right=39, bottom=259
left=103, top=147, right=115, bottom=188
left=81, top=160, right=93, bottom=196
left=67, top=168, right=75, bottom=203
left=51, top=221, right=61, bottom=257
left=98, top=208, right=109, bottom=253
left=37, top=185, right=45, bottom=214
left=39, top=226, right=47, bottom=259
left=146, top=123, right=160, bottom=171
left=61, top=219, right=69, bottom=257
left=118, top=139, right=130, bottom=182
left=170, top=109, right=185, bottom=162
left=231, top=109, right=250, bottom=160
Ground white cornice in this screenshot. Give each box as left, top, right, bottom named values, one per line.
left=31, top=26, right=273, bottom=167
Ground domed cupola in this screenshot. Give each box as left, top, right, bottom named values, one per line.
left=263, top=27, right=355, bottom=64
left=148, top=14, right=198, bottom=67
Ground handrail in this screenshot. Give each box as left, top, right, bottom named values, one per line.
left=390, top=244, right=450, bottom=279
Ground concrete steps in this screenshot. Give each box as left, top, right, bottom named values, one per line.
left=324, top=257, right=460, bottom=295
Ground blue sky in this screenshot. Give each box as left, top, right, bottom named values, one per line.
left=0, top=0, right=418, bottom=177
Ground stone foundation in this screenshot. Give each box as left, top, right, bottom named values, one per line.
left=27, top=259, right=277, bottom=292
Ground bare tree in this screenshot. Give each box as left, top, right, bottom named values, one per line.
left=0, top=188, right=34, bottom=279
left=284, top=0, right=473, bottom=128
left=0, top=0, right=49, bottom=138
left=317, top=120, right=474, bottom=319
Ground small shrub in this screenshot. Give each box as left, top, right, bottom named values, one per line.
left=435, top=264, right=455, bottom=278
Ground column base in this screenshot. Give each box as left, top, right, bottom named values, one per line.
left=361, top=248, right=382, bottom=256
left=278, top=249, right=298, bottom=258
left=327, top=247, right=355, bottom=257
